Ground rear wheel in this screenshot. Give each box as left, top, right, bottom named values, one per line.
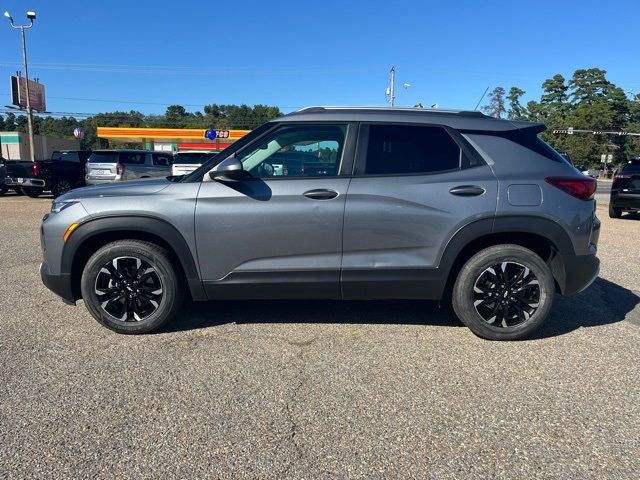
left=0, top=186, right=7, bottom=196
left=80, top=240, right=184, bottom=334
left=608, top=203, right=622, bottom=218
left=51, top=179, right=73, bottom=197
left=452, top=245, right=555, bottom=341
left=20, top=187, right=41, bottom=198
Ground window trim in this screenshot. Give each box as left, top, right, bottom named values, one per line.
left=228, top=121, right=358, bottom=181
left=352, top=122, right=486, bottom=178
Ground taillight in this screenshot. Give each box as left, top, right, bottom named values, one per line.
left=33, top=161, right=40, bottom=176
left=116, top=163, right=124, bottom=175
left=545, top=176, right=597, bottom=201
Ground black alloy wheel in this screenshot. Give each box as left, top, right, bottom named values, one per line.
left=94, top=256, right=164, bottom=322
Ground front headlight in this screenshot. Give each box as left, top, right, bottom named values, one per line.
left=51, top=200, right=78, bottom=214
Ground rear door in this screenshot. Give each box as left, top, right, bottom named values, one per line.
left=342, top=123, right=498, bottom=299
left=195, top=122, right=356, bottom=299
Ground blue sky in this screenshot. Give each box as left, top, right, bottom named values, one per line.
left=0, top=0, right=638, bottom=117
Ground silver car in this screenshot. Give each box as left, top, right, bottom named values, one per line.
left=41, top=107, right=600, bottom=340
left=171, top=151, right=217, bottom=177
left=86, top=150, right=173, bottom=185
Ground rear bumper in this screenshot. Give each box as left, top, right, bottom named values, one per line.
left=611, top=193, right=640, bottom=210
left=5, top=177, right=46, bottom=188
left=559, top=253, right=600, bottom=295
left=40, top=262, right=76, bottom=305
left=86, top=177, right=118, bottom=185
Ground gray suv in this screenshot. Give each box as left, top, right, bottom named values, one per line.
left=86, top=150, right=173, bottom=185
left=40, top=107, right=600, bottom=340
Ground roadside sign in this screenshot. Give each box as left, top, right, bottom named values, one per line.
left=10, top=76, right=46, bottom=112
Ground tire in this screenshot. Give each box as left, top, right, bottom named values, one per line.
left=20, top=187, right=41, bottom=198
left=80, top=240, right=184, bottom=334
left=609, top=203, right=622, bottom=218
left=0, top=186, right=7, bottom=196
left=51, top=179, right=73, bottom=197
left=452, top=244, right=555, bottom=341
left=13, top=187, right=23, bottom=196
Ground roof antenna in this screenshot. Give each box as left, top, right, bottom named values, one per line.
left=474, top=86, right=490, bottom=111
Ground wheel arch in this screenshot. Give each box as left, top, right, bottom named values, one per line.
left=63, top=215, right=206, bottom=302
left=439, top=216, right=575, bottom=298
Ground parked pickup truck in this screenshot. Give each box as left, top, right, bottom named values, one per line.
left=1, top=158, right=36, bottom=196
left=3, top=150, right=92, bottom=197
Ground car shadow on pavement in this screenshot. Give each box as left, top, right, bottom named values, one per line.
left=532, top=277, right=640, bottom=339
left=163, top=277, right=639, bottom=339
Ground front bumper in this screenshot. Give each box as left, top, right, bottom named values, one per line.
left=40, top=262, right=75, bottom=305
left=5, top=177, right=46, bottom=188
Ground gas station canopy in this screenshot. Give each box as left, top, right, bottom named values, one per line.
left=96, top=127, right=251, bottom=152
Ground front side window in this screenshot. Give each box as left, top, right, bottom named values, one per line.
left=237, top=124, right=347, bottom=178
left=365, top=125, right=462, bottom=175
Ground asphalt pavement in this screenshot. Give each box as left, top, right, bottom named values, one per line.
left=0, top=191, right=638, bottom=479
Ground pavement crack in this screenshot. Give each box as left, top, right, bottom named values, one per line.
left=278, top=338, right=315, bottom=476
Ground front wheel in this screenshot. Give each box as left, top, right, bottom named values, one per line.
left=452, top=245, right=555, bottom=341
left=80, top=240, right=184, bottom=334
left=20, top=187, right=41, bottom=198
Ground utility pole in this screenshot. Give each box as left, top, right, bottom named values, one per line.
left=389, top=66, right=396, bottom=108
left=4, top=11, right=37, bottom=162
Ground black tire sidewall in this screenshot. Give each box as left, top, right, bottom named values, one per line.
left=453, top=245, right=555, bottom=341
left=52, top=179, right=71, bottom=197
left=80, top=241, right=182, bottom=334
left=608, top=204, right=621, bottom=218
left=21, top=187, right=41, bottom=198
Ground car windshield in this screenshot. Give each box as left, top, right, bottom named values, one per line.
left=88, top=152, right=119, bottom=163
left=173, top=153, right=214, bottom=164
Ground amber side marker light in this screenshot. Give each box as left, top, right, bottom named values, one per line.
left=63, top=223, right=80, bottom=243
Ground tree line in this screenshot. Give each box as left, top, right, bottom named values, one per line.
left=1, top=68, right=637, bottom=166
left=482, top=68, right=640, bottom=167
left=0, top=104, right=283, bottom=150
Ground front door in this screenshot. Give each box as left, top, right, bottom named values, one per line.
left=195, top=122, right=356, bottom=299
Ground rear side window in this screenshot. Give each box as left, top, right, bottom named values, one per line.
left=365, top=125, right=462, bottom=175
left=121, top=152, right=146, bottom=165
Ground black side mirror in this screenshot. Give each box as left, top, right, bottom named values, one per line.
left=209, top=155, right=247, bottom=181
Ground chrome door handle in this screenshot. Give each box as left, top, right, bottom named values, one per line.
left=303, top=189, right=339, bottom=200
left=449, top=185, right=486, bottom=197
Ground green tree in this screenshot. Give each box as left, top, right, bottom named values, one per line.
left=482, top=87, right=506, bottom=118
left=507, top=87, right=527, bottom=120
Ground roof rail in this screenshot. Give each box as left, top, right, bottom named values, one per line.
left=290, top=106, right=486, bottom=117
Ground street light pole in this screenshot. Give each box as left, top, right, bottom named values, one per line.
left=389, top=66, right=395, bottom=108
left=4, top=11, right=37, bottom=162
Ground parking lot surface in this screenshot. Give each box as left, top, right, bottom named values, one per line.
left=0, top=192, right=638, bottom=479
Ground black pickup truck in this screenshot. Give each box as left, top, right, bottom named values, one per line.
left=3, top=150, right=91, bottom=197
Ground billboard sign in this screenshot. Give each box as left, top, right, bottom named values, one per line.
left=10, top=76, right=46, bottom=112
